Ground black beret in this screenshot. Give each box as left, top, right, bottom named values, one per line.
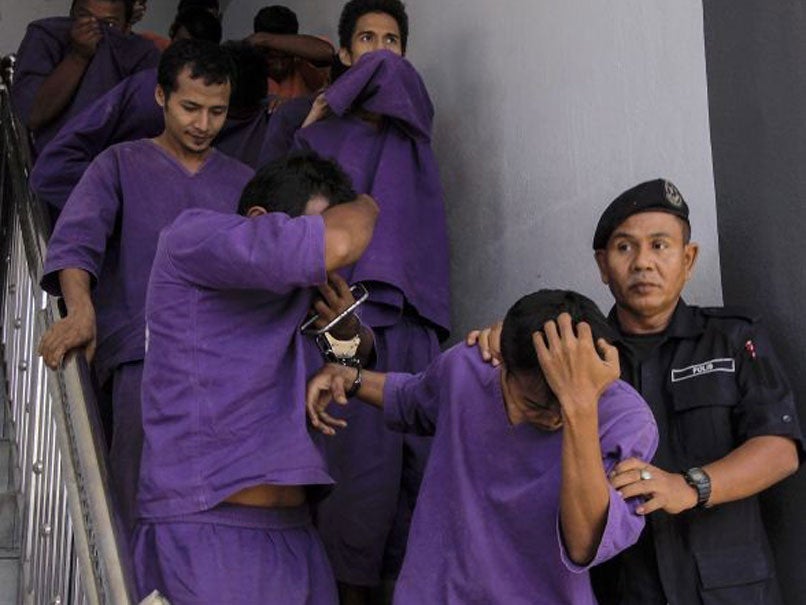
left=592, top=179, right=689, bottom=249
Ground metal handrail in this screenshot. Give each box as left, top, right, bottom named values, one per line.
left=0, top=55, right=164, bottom=605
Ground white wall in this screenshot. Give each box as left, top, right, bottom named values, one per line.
left=238, top=0, right=725, bottom=338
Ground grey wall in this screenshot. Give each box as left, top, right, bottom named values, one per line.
left=703, top=2, right=806, bottom=603
left=224, top=0, right=722, bottom=338
left=0, top=0, right=64, bottom=55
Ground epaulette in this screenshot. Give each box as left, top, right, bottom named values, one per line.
left=700, top=306, right=760, bottom=323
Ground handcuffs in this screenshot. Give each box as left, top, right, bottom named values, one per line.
left=300, top=282, right=369, bottom=366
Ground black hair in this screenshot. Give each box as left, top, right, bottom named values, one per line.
left=71, top=0, right=133, bottom=24
left=169, top=8, right=223, bottom=43
left=177, top=0, right=220, bottom=16
left=221, top=41, right=268, bottom=110
left=500, top=290, right=614, bottom=376
left=157, top=38, right=234, bottom=100
left=253, top=5, right=299, bottom=34
left=237, top=152, right=356, bottom=217
left=338, top=0, right=409, bottom=53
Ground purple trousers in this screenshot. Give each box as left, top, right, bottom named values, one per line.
left=133, top=503, right=338, bottom=605
left=314, top=315, right=440, bottom=585
left=102, top=360, right=144, bottom=539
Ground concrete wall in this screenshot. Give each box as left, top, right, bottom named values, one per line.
left=0, top=0, right=64, bottom=56
left=224, top=0, right=722, bottom=338
left=703, top=2, right=806, bottom=602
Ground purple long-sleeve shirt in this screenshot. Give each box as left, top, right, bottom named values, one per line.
left=294, top=51, right=450, bottom=337
left=138, top=208, right=333, bottom=519
left=382, top=345, right=659, bottom=604
left=41, top=139, right=254, bottom=380
left=11, top=17, right=160, bottom=155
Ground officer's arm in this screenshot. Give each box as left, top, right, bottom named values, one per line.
left=702, top=435, right=798, bottom=506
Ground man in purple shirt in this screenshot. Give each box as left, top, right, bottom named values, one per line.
left=133, top=153, right=379, bottom=605
left=295, top=2, right=451, bottom=599
left=11, top=0, right=160, bottom=156
left=307, top=290, right=659, bottom=604
left=38, top=39, right=252, bottom=534
left=31, top=38, right=317, bottom=215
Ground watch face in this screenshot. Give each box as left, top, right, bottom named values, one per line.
left=689, top=469, right=705, bottom=482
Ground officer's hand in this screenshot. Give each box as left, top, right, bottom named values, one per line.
left=309, top=273, right=360, bottom=340
left=70, top=17, right=102, bottom=60
left=610, top=458, right=698, bottom=515
left=533, top=313, right=620, bottom=418
left=466, top=321, right=503, bottom=367
left=38, top=305, right=97, bottom=369
left=306, top=364, right=356, bottom=436
left=302, top=93, right=331, bottom=128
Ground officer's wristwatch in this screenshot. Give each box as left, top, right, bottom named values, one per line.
left=683, top=467, right=712, bottom=509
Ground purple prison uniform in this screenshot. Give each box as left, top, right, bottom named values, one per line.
left=133, top=504, right=337, bottom=605
left=31, top=68, right=163, bottom=214
left=382, top=345, right=659, bottom=605
left=294, top=49, right=450, bottom=583
left=32, top=71, right=277, bottom=215
left=258, top=96, right=314, bottom=166
left=11, top=17, right=160, bottom=156
left=214, top=109, right=272, bottom=169
left=134, top=208, right=335, bottom=603
left=41, top=140, right=253, bottom=532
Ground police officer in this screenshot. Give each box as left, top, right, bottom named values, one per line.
left=591, top=179, right=803, bottom=604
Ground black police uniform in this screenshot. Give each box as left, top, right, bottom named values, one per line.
left=593, top=300, right=803, bottom=605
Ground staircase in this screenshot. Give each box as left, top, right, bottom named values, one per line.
left=0, top=360, right=19, bottom=605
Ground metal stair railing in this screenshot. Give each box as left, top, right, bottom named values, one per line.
left=0, top=55, right=165, bottom=605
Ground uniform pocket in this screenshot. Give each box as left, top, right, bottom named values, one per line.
left=694, top=545, right=773, bottom=605
left=669, top=371, right=741, bottom=465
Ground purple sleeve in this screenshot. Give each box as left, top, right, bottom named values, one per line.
left=11, top=22, right=64, bottom=126
left=164, top=210, right=326, bottom=293
left=382, top=355, right=447, bottom=436
left=259, top=97, right=314, bottom=165
left=324, top=50, right=434, bottom=142
left=559, top=382, right=659, bottom=572
left=41, top=150, right=122, bottom=296
left=30, top=70, right=162, bottom=211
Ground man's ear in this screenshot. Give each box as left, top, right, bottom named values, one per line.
left=246, top=206, right=268, bottom=218
left=594, top=250, right=610, bottom=285
left=683, top=242, right=699, bottom=282
left=155, top=85, right=166, bottom=109
left=338, top=47, right=353, bottom=67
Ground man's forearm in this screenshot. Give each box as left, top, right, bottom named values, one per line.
left=704, top=435, right=798, bottom=506
left=560, top=404, right=610, bottom=565
left=248, top=33, right=333, bottom=64
left=323, top=194, right=379, bottom=271
left=28, top=53, right=90, bottom=130
left=58, top=268, right=93, bottom=313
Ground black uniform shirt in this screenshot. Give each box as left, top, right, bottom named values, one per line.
left=595, top=300, right=804, bottom=605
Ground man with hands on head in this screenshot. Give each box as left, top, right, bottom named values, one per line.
left=308, top=290, right=658, bottom=605
left=470, top=180, right=803, bottom=605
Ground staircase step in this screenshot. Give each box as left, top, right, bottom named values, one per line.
left=0, top=556, right=19, bottom=605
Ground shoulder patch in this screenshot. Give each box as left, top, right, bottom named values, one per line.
left=700, top=306, right=759, bottom=323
